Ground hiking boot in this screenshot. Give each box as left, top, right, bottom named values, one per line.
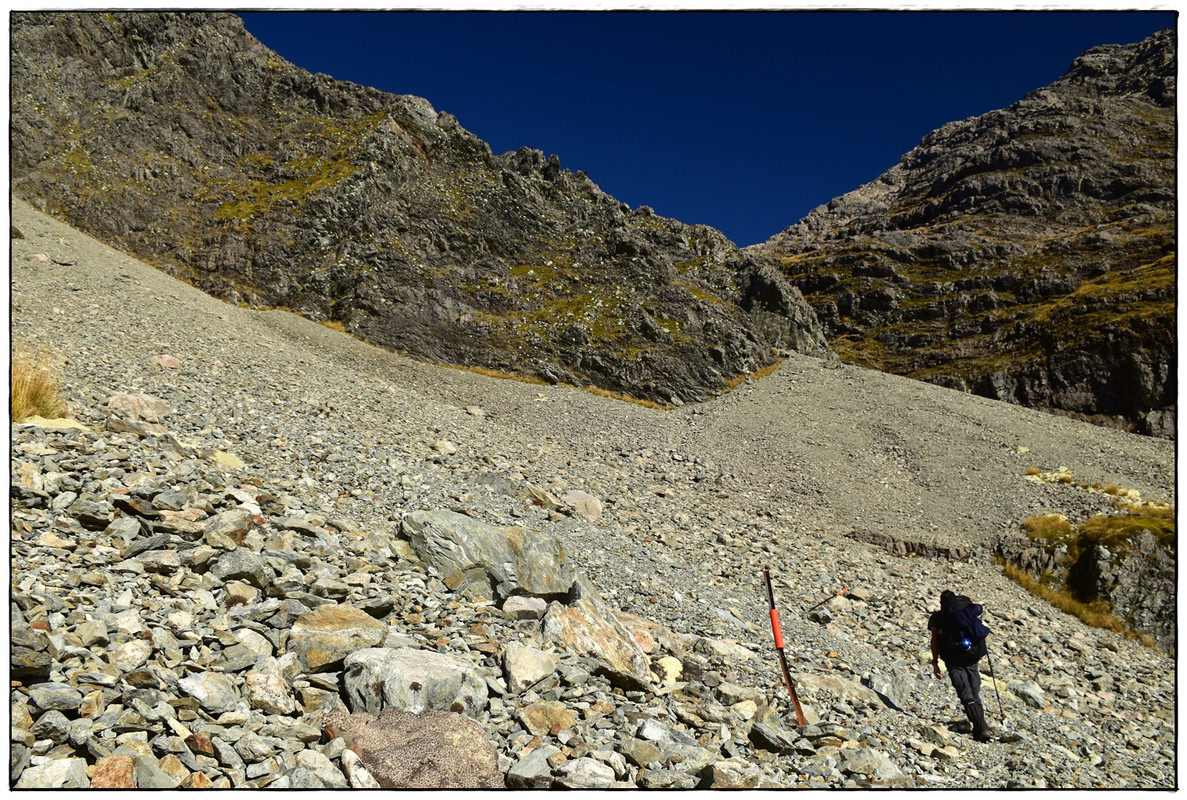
left=966, top=702, right=991, bottom=742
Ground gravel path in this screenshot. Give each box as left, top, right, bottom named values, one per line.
left=9, top=197, right=1177, bottom=788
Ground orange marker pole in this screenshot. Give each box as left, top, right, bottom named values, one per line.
left=805, top=586, right=848, bottom=613
left=763, top=567, right=807, bottom=726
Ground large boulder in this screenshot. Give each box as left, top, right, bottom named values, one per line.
left=402, top=509, right=574, bottom=601
left=342, top=647, right=488, bottom=719
left=324, top=707, right=503, bottom=789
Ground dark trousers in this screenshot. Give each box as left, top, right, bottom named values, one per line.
left=945, top=659, right=982, bottom=707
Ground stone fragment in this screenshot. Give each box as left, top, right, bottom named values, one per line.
left=324, top=707, right=503, bottom=788
left=502, top=642, right=557, bottom=693
left=177, top=671, right=239, bottom=715
left=209, top=549, right=270, bottom=588
left=135, top=754, right=181, bottom=788
left=204, top=509, right=252, bottom=550
left=27, top=682, right=84, bottom=712
left=543, top=578, right=651, bottom=690
left=619, top=737, right=666, bottom=768
left=1009, top=680, right=1047, bottom=708
left=839, top=747, right=904, bottom=782
left=15, top=757, right=90, bottom=788
left=110, top=639, right=153, bottom=672
left=342, top=647, right=488, bottom=719
left=245, top=657, right=298, bottom=715
left=11, top=647, right=52, bottom=682
left=702, top=759, right=769, bottom=788
left=750, top=721, right=798, bottom=753
left=341, top=748, right=380, bottom=788
left=30, top=709, right=72, bottom=743
left=91, top=755, right=137, bottom=788
left=506, top=745, right=560, bottom=788
left=560, top=489, right=602, bottom=520
left=518, top=700, right=577, bottom=736
left=638, top=769, right=699, bottom=789
left=866, top=672, right=915, bottom=710
left=289, top=604, right=388, bottom=673
left=501, top=595, right=547, bottom=620
left=553, top=757, right=615, bottom=789
left=403, top=509, right=574, bottom=600
left=107, top=392, right=172, bottom=423
left=295, top=748, right=349, bottom=788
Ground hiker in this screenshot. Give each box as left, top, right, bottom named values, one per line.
left=929, top=589, right=992, bottom=741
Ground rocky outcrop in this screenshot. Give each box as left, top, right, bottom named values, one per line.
left=995, top=526, right=1175, bottom=652
left=9, top=11, right=827, bottom=407
left=750, top=30, right=1175, bottom=437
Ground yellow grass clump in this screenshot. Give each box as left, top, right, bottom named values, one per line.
left=11, top=352, right=67, bottom=422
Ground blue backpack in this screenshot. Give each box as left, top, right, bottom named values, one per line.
left=942, top=595, right=990, bottom=663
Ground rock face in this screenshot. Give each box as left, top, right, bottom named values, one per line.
left=9, top=11, right=828, bottom=407
left=749, top=30, right=1175, bottom=437
left=996, top=526, right=1175, bottom=652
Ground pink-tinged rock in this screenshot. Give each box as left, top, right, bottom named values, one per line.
left=614, top=610, right=661, bottom=654
left=289, top=605, right=388, bottom=673
left=561, top=489, right=602, bottom=521
left=107, top=392, right=172, bottom=423
left=155, top=355, right=181, bottom=368
left=90, top=755, right=136, bottom=788
left=543, top=578, right=652, bottom=691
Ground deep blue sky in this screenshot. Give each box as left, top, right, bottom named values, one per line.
left=238, top=10, right=1174, bottom=247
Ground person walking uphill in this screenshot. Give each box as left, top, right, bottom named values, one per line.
left=929, top=589, right=992, bottom=742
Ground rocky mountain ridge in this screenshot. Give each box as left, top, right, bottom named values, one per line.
left=749, top=29, right=1175, bottom=438
left=10, top=10, right=826, bottom=408
left=8, top=196, right=1176, bottom=789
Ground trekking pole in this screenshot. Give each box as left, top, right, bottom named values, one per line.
left=762, top=567, right=807, bottom=726
left=805, top=586, right=848, bottom=613
left=985, top=644, right=1005, bottom=726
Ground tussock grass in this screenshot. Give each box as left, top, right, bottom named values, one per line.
left=11, top=351, right=67, bottom=421
left=1022, top=513, right=1074, bottom=541
left=318, top=320, right=347, bottom=333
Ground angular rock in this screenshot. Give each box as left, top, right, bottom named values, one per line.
left=209, top=549, right=270, bottom=588
left=518, top=700, right=577, bottom=737
left=506, top=745, right=560, bottom=789
left=501, top=595, right=547, bottom=620
left=342, top=647, right=488, bottom=719
left=245, top=657, right=298, bottom=715
left=502, top=642, right=557, bottom=694
left=839, top=747, right=904, bottom=783
left=560, top=489, right=602, bottom=521
left=109, top=639, right=153, bottom=672
left=176, top=671, right=239, bottom=715
left=553, top=757, right=616, bottom=789
left=403, top=509, right=574, bottom=601
left=324, top=707, right=503, bottom=789
left=543, top=577, right=652, bottom=690
left=294, top=749, right=349, bottom=788
left=15, top=757, right=90, bottom=788
left=27, top=682, right=84, bottom=712
left=134, top=754, right=181, bottom=788
left=91, top=755, right=137, bottom=788
left=288, top=604, right=388, bottom=673
left=204, top=509, right=252, bottom=550
left=341, top=748, right=381, bottom=789
left=1009, top=680, right=1047, bottom=709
